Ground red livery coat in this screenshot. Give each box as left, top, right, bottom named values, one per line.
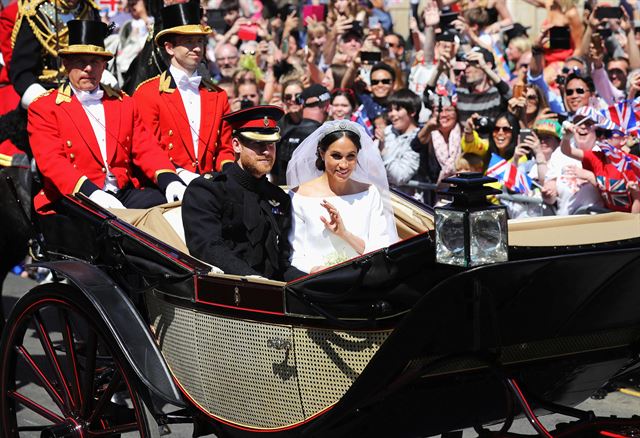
left=0, top=1, right=22, bottom=158
left=28, top=83, right=177, bottom=213
left=133, top=70, right=234, bottom=174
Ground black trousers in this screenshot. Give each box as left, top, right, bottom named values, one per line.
left=115, top=186, right=166, bottom=209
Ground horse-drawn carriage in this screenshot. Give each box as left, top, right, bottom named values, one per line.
left=3, top=176, right=640, bottom=437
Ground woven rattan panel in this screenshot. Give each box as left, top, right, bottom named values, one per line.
left=293, top=328, right=392, bottom=416
left=146, top=293, right=305, bottom=429
left=146, top=293, right=207, bottom=404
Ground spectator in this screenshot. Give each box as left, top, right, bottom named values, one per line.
left=329, top=88, right=357, bottom=120
left=322, top=64, right=348, bottom=91
left=234, top=79, right=261, bottom=109
left=456, top=46, right=511, bottom=124
left=274, top=84, right=331, bottom=185
left=456, top=152, right=485, bottom=173
left=508, top=84, right=551, bottom=128
left=560, top=111, right=640, bottom=213
left=214, top=43, right=239, bottom=81
left=380, top=89, right=421, bottom=188
left=463, top=111, right=523, bottom=165
left=564, top=72, right=595, bottom=115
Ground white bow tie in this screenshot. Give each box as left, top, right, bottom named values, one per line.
left=178, top=75, right=201, bottom=91
left=75, top=88, right=104, bottom=105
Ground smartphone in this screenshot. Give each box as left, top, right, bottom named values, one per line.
left=549, top=26, right=571, bottom=50
left=595, top=6, right=622, bottom=19
left=439, top=12, right=459, bottom=29
left=368, top=15, right=380, bottom=28
left=519, top=128, right=532, bottom=145
left=238, top=24, right=258, bottom=41
left=303, top=4, right=325, bottom=22
left=598, top=27, right=613, bottom=39
left=360, top=51, right=382, bottom=64
left=513, top=84, right=525, bottom=99
left=277, top=3, right=296, bottom=20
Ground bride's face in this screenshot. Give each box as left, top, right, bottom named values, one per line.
left=321, top=136, right=358, bottom=182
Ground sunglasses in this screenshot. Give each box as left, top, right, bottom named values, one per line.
left=565, top=87, right=587, bottom=96
left=283, top=93, right=301, bottom=102
left=493, top=126, right=513, bottom=133
left=453, top=69, right=465, bottom=75
left=561, top=66, right=583, bottom=75
left=371, top=78, right=393, bottom=85
left=526, top=95, right=538, bottom=101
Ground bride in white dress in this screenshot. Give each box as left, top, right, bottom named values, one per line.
left=286, top=120, right=399, bottom=274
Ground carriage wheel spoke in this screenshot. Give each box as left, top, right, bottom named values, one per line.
left=59, top=308, right=83, bottom=408
left=81, top=330, right=98, bottom=419
left=15, top=345, right=67, bottom=414
left=33, top=312, right=75, bottom=411
left=88, top=422, right=139, bottom=436
left=87, top=370, right=122, bottom=426
left=8, top=390, right=64, bottom=423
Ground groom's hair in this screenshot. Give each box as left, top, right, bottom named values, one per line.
left=315, top=130, right=361, bottom=171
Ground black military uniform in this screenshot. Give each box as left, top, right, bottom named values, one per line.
left=181, top=106, right=304, bottom=281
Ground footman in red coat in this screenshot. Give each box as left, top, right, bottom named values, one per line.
left=133, top=0, right=234, bottom=185
left=28, top=20, right=186, bottom=214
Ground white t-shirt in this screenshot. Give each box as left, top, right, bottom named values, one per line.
left=546, top=146, right=603, bottom=215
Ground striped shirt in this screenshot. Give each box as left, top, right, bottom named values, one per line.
left=456, top=80, right=511, bottom=125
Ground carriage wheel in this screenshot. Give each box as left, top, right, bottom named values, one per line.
left=0, top=283, right=160, bottom=437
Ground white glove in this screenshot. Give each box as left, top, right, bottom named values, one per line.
left=100, top=69, right=119, bottom=87
left=165, top=181, right=187, bottom=203
left=89, top=190, right=125, bottom=209
left=177, top=168, right=201, bottom=185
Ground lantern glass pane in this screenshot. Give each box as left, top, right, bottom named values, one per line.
left=435, top=209, right=466, bottom=266
left=469, top=208, right=508, bottom=266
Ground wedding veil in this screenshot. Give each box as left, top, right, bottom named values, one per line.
left=286, top=120, right=398, bottom=241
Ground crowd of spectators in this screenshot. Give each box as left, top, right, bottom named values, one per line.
left=95, top=0, right=640, bottom=217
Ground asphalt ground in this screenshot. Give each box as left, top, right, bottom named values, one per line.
left=3, top=273, right=640, bottom=437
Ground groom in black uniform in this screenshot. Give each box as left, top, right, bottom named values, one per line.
left=181, top=105, right=304, bottom=281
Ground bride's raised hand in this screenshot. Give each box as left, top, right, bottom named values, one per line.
left=320, top=200, right=346, bottom=237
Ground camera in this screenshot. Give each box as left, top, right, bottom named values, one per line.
left=476, top=116, right=491, bottom=136
left=240, top=98, right=254, bottom=109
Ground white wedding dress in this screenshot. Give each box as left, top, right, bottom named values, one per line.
left=289, top=185, right=396, bottom=273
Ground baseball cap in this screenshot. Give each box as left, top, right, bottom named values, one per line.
left=300, top=84, right=331, bottom=107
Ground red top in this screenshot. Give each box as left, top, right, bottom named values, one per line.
left=582, top=149, right=633, bottom=212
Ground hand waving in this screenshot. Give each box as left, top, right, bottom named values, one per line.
left=320, top=200, right=346, bottom=237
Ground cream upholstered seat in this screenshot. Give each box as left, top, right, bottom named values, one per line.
left=111, top=201, right=640, bottom=266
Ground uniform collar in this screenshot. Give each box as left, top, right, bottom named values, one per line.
left=159, top=68, right=218, bottom=93
left=228, top=162, right=267, bottom=193
left=56, top=82, right=122, bottom=105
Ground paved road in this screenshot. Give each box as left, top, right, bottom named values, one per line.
left=3, top=273, right=640, bottom=437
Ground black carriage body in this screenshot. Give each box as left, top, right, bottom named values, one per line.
left=20, top=193, right=640, bottom=437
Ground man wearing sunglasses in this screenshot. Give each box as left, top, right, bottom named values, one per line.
left=273, top=84, right=331, bottom=185
left=563, top=73, right=595, bottom=115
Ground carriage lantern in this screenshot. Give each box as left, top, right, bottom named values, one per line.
left=435, top=173, right=508, bottom=267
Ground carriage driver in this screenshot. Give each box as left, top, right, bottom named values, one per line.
left=181, top=106, right=304, bottom=281
left=27, top=20, right=187, bottom=214
left=134, top=0, right=234, bottom=185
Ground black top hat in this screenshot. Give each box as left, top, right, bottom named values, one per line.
left=59, top=20, right=113, bottom=58
left=223, top=105, right=284, bottom=142
left=154, top=0, right=212, bottom=44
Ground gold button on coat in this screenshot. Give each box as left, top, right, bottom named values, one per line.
left=191, top=162, right=196, bottom=168
left=101, top=167, right=106, bottom=173
left=66, top=140, right=72, bottom=148
left=168, top=130, right=173, bottom=136
left=69, top=153, right=75, bottom=159
left=168, top=143, right=173, bottom=150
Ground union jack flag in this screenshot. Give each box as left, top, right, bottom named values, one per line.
left=598, top=142, right=640, bottom=182
left=351, top=105, right=373, bottom=138
left=486, top=153, right=532, bottom=195
left=600, top=98, right=640, bottom=136
left=596, top=175, right=631, bottom=211
left=575, top=106, right=622, bottom=131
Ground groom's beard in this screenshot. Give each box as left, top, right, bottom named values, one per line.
left=238, top=154, right=274, bottom=179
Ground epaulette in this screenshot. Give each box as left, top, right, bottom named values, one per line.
left=158, top=70, right=175, bottom=93
left=134, top=74, right=159, bottom=93
left=55, top=83, right=72, bottom=105
left=31, top=88, right=53, bottom=104
left=102, top=84, right=125, bottom=100
left=202, top=77, right=223, bottom=92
